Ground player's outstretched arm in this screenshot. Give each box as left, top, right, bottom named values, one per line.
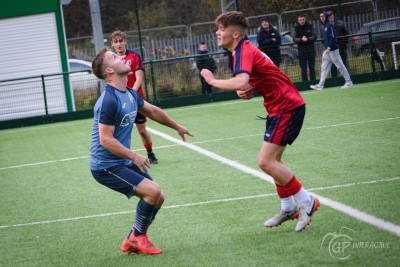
left=139, top=102, right=193, bottom=142
left=201, top=70, right=250, bottom=91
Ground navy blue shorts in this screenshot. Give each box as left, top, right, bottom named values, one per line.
left=91, top=163, right=153, bottom=199
left=134, top=112, right=147, bottom=124
left=264, top=105, right=305, bottom=146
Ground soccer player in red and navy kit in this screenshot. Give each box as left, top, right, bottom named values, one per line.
left=201, top=11, right=320, bottom=232
left=111, top=31, right=158, bottom=164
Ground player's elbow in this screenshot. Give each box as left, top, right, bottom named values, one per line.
left=236, top=78, right=249, bottom=90
left=99, top=135, right=111, bottom=148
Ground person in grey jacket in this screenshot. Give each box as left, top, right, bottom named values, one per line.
left=310, top=12, right=353, bottom=90
left=293, top=14, right=317, bottom=81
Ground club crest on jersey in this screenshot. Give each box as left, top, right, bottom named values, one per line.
left=120, top=111, right=137, bottom=127
left=127, top=60, right=132, bottom=65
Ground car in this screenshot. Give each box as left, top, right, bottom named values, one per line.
left=247, top=31, right=298, bottom=65
left=68, top=59, right=100, bottom=91
left=351, top=17, right=400, bottom=56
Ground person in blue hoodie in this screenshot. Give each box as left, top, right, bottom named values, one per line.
left=257, top=17, right=282, bottom=67
left=311, top=11, right=353, bottom=90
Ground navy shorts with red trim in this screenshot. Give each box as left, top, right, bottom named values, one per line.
left=134, top=112, right=147, bottom=124
left=264, top=105, right=306, bottom=145
left=91, top=163, right=153, bottom=199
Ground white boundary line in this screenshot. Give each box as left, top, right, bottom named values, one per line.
left=148, top=127, right=400, bottom=237
left=1, top=116, right=399, bottom=171
left=1, top=177, right=398, bottom=230
left=1, top=79, right=398, bottom=135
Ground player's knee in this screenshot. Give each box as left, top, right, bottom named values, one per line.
left=157, top=192, right=165, bottom=207
left=143, top=182, right=161, bottom=204
left=137, top=127, right=145, bottom=135
left=258, top=159, right=273, bottom=174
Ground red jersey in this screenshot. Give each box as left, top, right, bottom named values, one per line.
left=233, top=39, right=305, bottom=116
left=124, top=50, right=145, bottom=99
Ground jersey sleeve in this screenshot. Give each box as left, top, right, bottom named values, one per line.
left=233, top=43, right=253, bottom=76
left=132, top=53, right=145, bottom=72
left=99, top=92, right=118, bottom=125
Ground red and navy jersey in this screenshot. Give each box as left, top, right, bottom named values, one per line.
left=233, top=38, right=306, bottom=116
left=124, top=50, right=145, bottom=99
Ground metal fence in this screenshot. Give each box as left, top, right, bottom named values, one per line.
left=143, top=29, right=400, bottom=102
left=2, top=29, right=399, bottom=121
left=66, top=3, right=399, bottom=62
left=0, top=70, right=100, bottom=121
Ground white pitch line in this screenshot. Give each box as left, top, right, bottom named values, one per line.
left=1, top=117, right=398, bottom=171
left=0, top=117, right=397, bottom=170
left=165, top=79, right=400, bottom=113
left=148, top=127, right=400, bottom=237
left=1, top=177, right=399, bottom=230
left=305, top=117, right=400, bottom=130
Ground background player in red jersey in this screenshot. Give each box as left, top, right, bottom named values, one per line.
left=111, top=31, right=158, bottom=164
left=201, top=11, right=319, bottom=232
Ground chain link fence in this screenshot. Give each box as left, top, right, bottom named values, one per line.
left=1, top=0, right=400, bottom=122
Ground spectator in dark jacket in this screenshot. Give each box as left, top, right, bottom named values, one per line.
left=329, top=11, right=350, bottom=77
left=195, top=42, right=217, bottom=94
left=293, top=14, right=317, bottom=81
left=257, top=17, right=282, bottom=67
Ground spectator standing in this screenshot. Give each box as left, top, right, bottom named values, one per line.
left=310, top=12, right=353, bottom=90
left=293, top=15, right=317, bottom=82
left=257, top=17, right=282, bottom=67
left=111, top=31, right=159, bottom=164
left=329, top=11, right=350, bottom=78
left=195, top=42, right=217, bottom=94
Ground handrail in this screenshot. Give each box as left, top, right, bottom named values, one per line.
left=0, top=70, right=91, bottom=83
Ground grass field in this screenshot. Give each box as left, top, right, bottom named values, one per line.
left=1, top=79, right=399, bottom=266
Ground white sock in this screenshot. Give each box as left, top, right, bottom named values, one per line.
left=281, top=196, right=297, bottom=212
left=294, top=188, right=311, bottom=206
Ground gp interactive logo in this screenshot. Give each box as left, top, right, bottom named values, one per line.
left=320, top=227, right=355, bottom=260
left=320, top=226, right=390, bottom=261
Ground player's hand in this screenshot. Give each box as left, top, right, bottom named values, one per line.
left=200, top=69, right=215, bottom=85
left=237, top=84, right=254, bottom=100
left=176, top=125, right=193, bottom=142
left=132, top=153, right=151, bottom=173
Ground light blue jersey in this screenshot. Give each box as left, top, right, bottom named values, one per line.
left=90, top=85, right=144, bottom=171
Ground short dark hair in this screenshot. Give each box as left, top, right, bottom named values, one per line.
left=215, top=11, right=249, bottom=30
left=298, top=14, right=306, bottom=18
left=92, top=47, right=111, bottom=80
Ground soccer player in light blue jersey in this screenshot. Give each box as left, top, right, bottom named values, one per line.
left=90, top=47, right=192, bottom=255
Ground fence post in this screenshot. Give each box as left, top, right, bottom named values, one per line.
left=368, top=32, right=376, bottom=73
left=149, top=61, right=157, bottom=102
left=41, top=75, right=49, bottom=116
